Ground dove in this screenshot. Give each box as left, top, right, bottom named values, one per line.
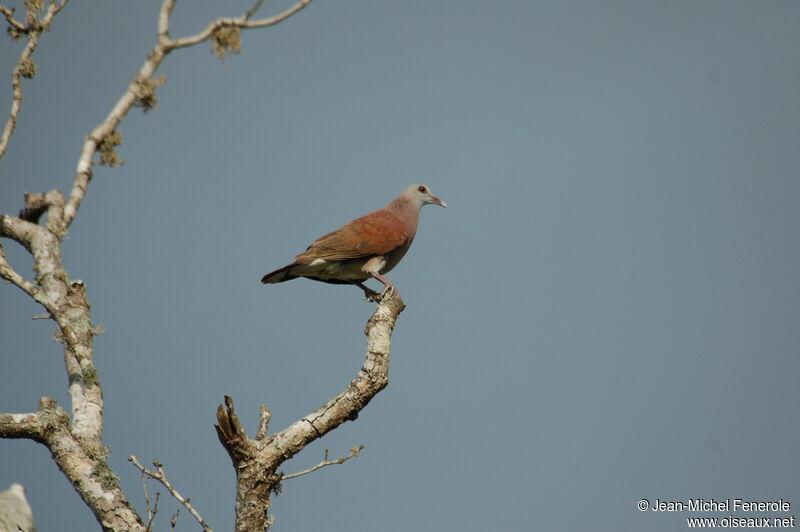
left=261, top=184, right=446, bottom=300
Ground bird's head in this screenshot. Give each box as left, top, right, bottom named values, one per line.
left=406, top=184, right=447, bottom=209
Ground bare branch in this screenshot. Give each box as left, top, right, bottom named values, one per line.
left=139, top=465, right=161, bottom=532
left=270, top=296, right=405, bottom=455
left=63, top=0, right=313, bottom=228
left=128, top=455, right=213, bottom=532
left=146, top=492, right=161, bottom=532
left=256, top=403, right=271, bottom=441
left=0, top=410, right=46, bottom=440
left=1, top=398, right=144, bottom=530
left=282, top=445, right=365, bottom=480
left=0, top=5, right=26, bottom=32
left=2, top=1, right=317, bottom=529
left=168, top=0, right=312, bottom=50
left=18, top=190, right=66, bottom=235
left=0, top=241, right=38, bottom=298
left=215, top=296, right=405, bottom=531
left=157, top=0, right=176, bottom=43
left=0, top=0, right=69, bottom=162
left=243, top=0, right=266, bottom=22
left=1, top=211, right=103, bottom=444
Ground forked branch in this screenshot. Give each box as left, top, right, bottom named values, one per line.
left=214, top=295, right=406, bottom=531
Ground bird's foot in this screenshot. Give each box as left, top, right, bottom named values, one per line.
left=356, top=282, right=382, bottom=303
left=361, top=289, right=381, bottom=303
left=370, top=274, right=396, bottom=303
left=379, top=283, right=395, bottom=302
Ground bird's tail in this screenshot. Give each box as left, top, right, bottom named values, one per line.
left=261, top=263, right=299, bottom=284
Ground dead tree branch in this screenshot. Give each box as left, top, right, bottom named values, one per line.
left=282, top=445, right=366, bottom=480
left=0, top=0, right=315, bottom=530
left=215, top=295, right=405, bottom=531
left=0, top=398, right=144, bottom=530
left=64, top=0, right=313, bottom=228
left=0, top=0, right=69, bottom=162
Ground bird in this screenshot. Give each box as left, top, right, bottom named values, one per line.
left=0, top=483, right=36, bottom=532
left=261, top=184, right=446, bottom=301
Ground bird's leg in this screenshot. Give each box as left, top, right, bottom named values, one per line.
left=353, top=281, right=381, bottom=303
left=371, top=273, right=396, bottom=302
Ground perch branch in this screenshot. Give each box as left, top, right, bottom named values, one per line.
left=269, top=295, right=405, bottom=455
left=129, top=455, right=213, bottom=532
left=215, top=295, right=405, bottom=531
left=282, top=445, right=365, bottom=480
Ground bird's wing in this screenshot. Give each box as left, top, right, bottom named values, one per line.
left=295, top=209, right=412, bottom=262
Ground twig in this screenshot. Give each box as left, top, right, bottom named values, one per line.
left=243, top=0, right=266, bottom=22
left=0, top=0, right=69, bottom=162
left=128, top=455, right=213, bottom=532
left=170, top=508, right=180, bottom=531
left=0, top=5, right=26, bottom=32
left=168, top=0, right=312, bottom=49
left=282, top=445, right=365, bottom=480
left=255, top=403, right=271, bottom=440
left=139, top=466, right=160, bottom=532
left=146, top=492, right=160, bottom=532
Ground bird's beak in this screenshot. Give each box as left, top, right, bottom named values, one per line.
left=429, top=195, right=447, bottom=208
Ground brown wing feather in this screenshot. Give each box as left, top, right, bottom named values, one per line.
left=295, top=209, right=411, bottom=263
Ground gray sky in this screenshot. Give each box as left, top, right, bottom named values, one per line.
left=2, top=1, right=799, bottom=530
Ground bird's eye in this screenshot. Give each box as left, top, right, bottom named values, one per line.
left=418, top=185, right=426, bottom=193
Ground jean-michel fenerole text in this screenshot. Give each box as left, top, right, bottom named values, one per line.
left=651, top=499, right=791, bottom=512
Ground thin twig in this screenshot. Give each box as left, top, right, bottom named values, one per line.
left=140, top=467, right=161, bottom=531
left=0, top=5, right=26, bottom=32
left=282, top=445, right=365, bottom=480
left=140, top=469, right=150, bottom=516
left=255, top=403, right=271, bottom=440
left=157, top=0, right=175, bottom=42
left=166, top=0, right=312, bottom=50
left=128, top=455, right=213, bottom=532
left=170, top=508, right=180, bottom=531
left=147, top=492, right=161, bottom=532
left=0, top=0, right=69, bottom=162
left=243, top=0, right=266, bottom=21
